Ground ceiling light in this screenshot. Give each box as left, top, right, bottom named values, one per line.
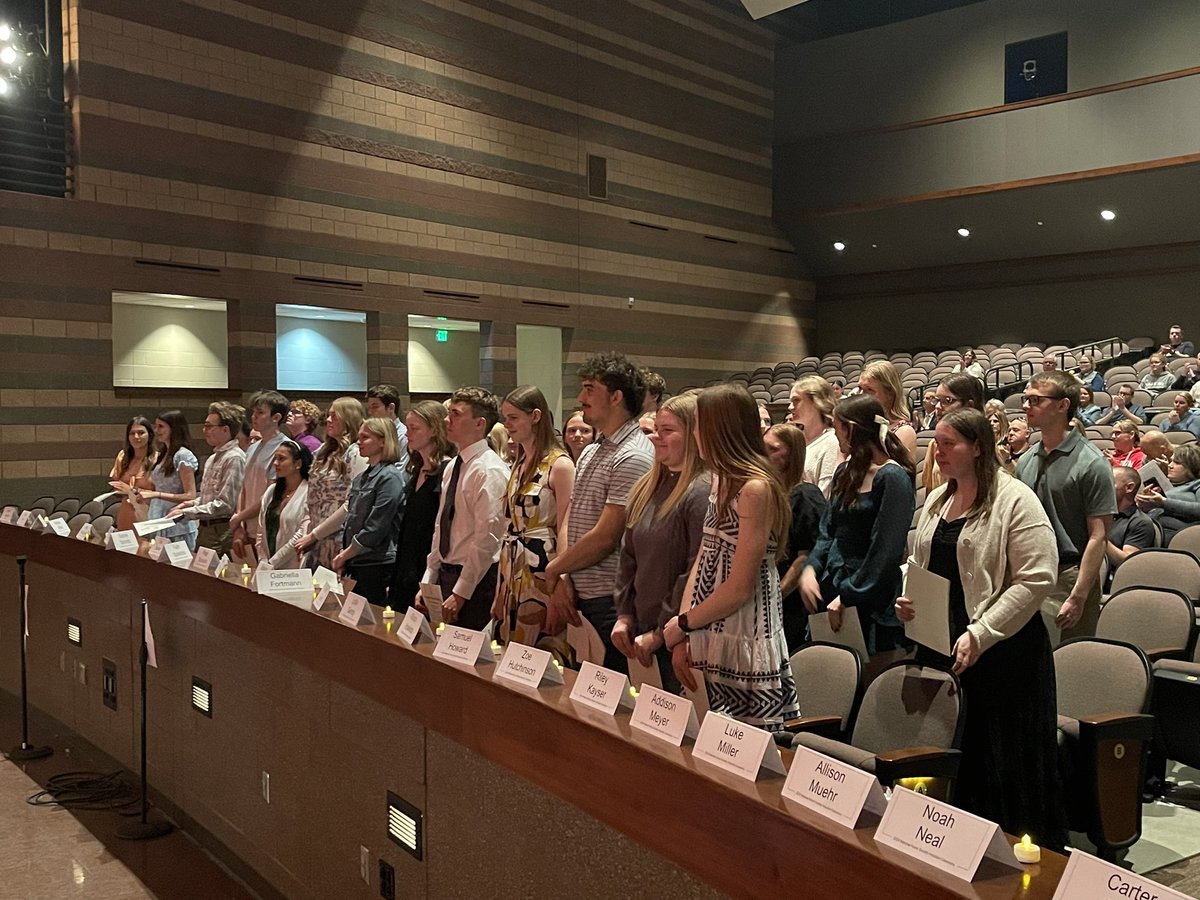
left=1036, top=221, right=1044, bottom=226
left=957, top=228, right=971, bottom=238
left=0, top=24, right=11, bottom=42
left=1100, top=209, right=1116, bottom=221
left=832, top=241, right=846, bottom=252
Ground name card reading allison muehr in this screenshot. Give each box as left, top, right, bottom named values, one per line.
left=1052, top=848, right=1193, bottom=900
left=630, top=683, right=700, bottom=746
left=875, top=786, right=1018, bottom=881
left=568, top=661, right=635, bottom=716
left=493, top=641, right=563, bottom=690
left=781, top=745, right=887, bottom=829
left=432, top=625, right=494, bottom=666
left=692, top=712, right=785, bottom=781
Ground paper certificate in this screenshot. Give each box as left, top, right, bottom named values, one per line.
left=903, top=563, right=953, bottom=656
left=809, top=606, right=869, bottom=661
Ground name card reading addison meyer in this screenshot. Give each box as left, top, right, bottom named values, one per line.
left=781, top=744, right=887, bottom=829
left=630, top=683, right=700, bottom=746
left=106, top=529, right=139, bottom=554
left=432, top=624, right=494, bottom=666
left=568, top=661, right=635, bottom=716
left=875, top=786, right=1018, bottom=881
left=1052, top=848, right=1193, bottom=900
left=493, top=642, right=563, bottom=690
left=396, top=606, right=434, bottom=646
left=692, top=712, right=786, bottom=781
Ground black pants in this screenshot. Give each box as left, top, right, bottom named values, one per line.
left=436, top=562, right=498, bottom=631
left=346, top=562, right=392, bottom=608
left=577, top=595, right=627, bottom=676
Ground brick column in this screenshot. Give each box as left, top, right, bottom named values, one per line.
left=367, top=310, right=408, bottom=407
left=479, top=320, right=516, bottom=395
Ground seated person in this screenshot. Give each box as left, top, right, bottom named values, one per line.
left=1095, top=384, right=1149, bottom=426
left=1076, top=354, right=1104, bottom=392
left=1161, top=324, right=1195, bottom=360
left=1106, top=421, right=1144, bottom=469
left=1025, top=354, right=1058, bottom=389
left=1139, top=353, right=1176, bottom=394
left=1163, top=392, right=1200, bottom=440
left=912, top=389, right=937, bottom=431
left=1140, top=430, right=1173, bottom=469
left=1005, top=417, right=1033, bottom=464
left=829, top=379, right=846, bottom=401
left=1078, top=385, right=1103, bottom=426
left=1105, top=467, right=1156, bottom=592
left=952, top=349, right=985, bottom=381
left=1136, top=443, right=1200, bottom=545
left=1172, top=357, right=1200, bottom=396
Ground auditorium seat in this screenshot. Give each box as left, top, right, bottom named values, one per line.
left=1109, top=548, right=1200, bottom=600
left=1167, top=524, right=1200, bottom=558
left=78, top=499, right=105, bottom=520
left=90, top=515, right=114, bottom=538
left=53, top=497, right=81, bottom=517
left=30, top=495, right=55, bottom=512
left=1150, top=639, right=1200, bottom=794
left=1165, top=432, right=1197, bottom=445
left=1096, top=587, right=1195, bottom=662
left=66, top=513, right=90, bottom=535
left=781, top=642, right=861, bottom=744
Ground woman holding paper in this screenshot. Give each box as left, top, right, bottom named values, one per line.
left=255, top=439, right=313, bottom=569
left=139, top=411, right=199, bottom=550
left=896, top=408, right=1065, bottom=849
left=1135, top=443, right=1200, bottom=544
left=662, top=384, right=798, bottom=732
left=108, top=416, right=158, bottom=532
left=799, top=395, right=915, bottom=654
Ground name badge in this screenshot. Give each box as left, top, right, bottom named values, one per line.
left=875, top=787, right=1018, bottom=881
left=630, top=684, right=699, bottom=746
left=396, top=606, right=435, bottom=646
left=1052, top=848, right=1192, bottom=900
left=47, top=518, right=71, bottom=537
left=494, top=642, right=563, bottom=690
left=692, top=712, right=785, bottom=781
left=0, top=506, right=16, bottom=524
left=433, top=625, right=493, bottom=666
left=782, top=745, right=888, bottom=829
left=163, top=543, right=193, bottom=568
left=106, top=529, right=139, bottom=554
left=190, top=546, right=218, bottom=574
left=418, top=582, right=445, bottom=626
left=75, top=522, right=95, bottom=542
left=16, top=510, right=32, bottom=527
left=256, top=568, right=311, bottom=602
left=312, top=584, right=342, bottom=613
left=568, top=661, right=635, bottom=716
left=337, top=592, right=377, bottom=628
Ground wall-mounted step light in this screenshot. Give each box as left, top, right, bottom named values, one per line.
left=191, top=677, right=212, bottom=718
left=387, top=791, right=423, bottom=861
left=66, top=618, right=82, bottom=646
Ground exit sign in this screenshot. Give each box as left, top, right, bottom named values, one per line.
left=435, top=329, right=448, bottom=342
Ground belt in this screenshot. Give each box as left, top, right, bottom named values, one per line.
left=201, top=516, right=231, bottom=525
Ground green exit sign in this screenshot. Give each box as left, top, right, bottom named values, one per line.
left=435, top=329, right=448, bottom=342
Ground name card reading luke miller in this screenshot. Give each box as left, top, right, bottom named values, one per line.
left=781, top=745, right=887, bottom=829
left=1052, top=848, right=1194, bottom=900
left=691, top=712, right=785, bottom=782
left=432, top=625, right=494, bottom=667
left=493, top=642, right=563, bottom=690
left=875, top=786, right=1018, bottom=882
left=630, top=683, right=700, bottom=746
left=568, top=661, right=635, bottom=716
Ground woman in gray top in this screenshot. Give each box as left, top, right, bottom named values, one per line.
left=612, top=393, right=710, bottom=693
left=1137, top=442, right=1200, bottom=544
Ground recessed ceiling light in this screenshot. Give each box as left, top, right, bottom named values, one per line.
left=832, top=241, right=846, bottom=252
left=871, top=243, right=878, bottom=249
left=1036, top=221, right=1044, bottom=226
left=957, top=228, right=971, bottom=238
left=1100, top=209, right=1116, bottom=221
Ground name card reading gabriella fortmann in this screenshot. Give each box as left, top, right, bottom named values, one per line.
left=691, top=712, right=785, bottom=782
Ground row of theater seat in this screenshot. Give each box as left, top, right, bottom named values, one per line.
left=23, top=495, right=120, bottom=540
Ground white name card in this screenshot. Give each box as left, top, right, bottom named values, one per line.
left=256, top=568, right=310, bottom=599
left=190, top=546, right=218, bottom=574
left=215, top=553, right=230, bottom=578
left=433, top=625, right=493, bottom=666
left=692, top=712, right=785, bottom=781
left=75, top=522, right=95, bottom=542
left=106, top=529, right=139, bottom=554
left=163, top=543, right=193, bottom=568
left=782, top=745, right=888, bottom=829
left=134, top=516, right=178, bottom=537
left=1052, top=848, right=1193, bottom=900
left=630, top=684, right=699, bottom=746
left=16, top=510, right=32, bottom=527
left=396, top=606, right=434, bottom=645
left=337, top=591, right=377, bottom=627
left=568, top=661, right=635, bottom=716
left=312, top=565, right=344, bottom=595
left=0, top=506, right=16, bottom=524
left=147, top=538, right=167, bottom=561
left=875, top=786, right=1017, bottom=881
left=494, top=642, right=563, bottom=690
left=418, top=582, right=445, bottom=626
left=312, top=584, right=342, bottom=613
left=47, top=518, right=71, bottom=537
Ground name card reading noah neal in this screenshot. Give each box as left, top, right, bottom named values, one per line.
left=1052, top=848, right=1194, bottom=900
left=692, top=713, right=785, bottom=782
left=568, top=661, right=633, bottom=716
left=629, top=683, right=699, bottom=746
left=493, top=642, right=563, bottom=689
left=781, top=745, right=886, bottom=829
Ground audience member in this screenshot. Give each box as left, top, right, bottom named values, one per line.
left=256, top=440, right=312, bottom=568
left=663, top=384, right=798, bottom=731
left=988, top=406, right=1015, bottom=473
left=1171, top=357, right=1200, bottom=398
left=172, top=402, right=247, bottom=555
left=829, top=379, right=845, bottom=401
left=1016, top=372, right=1114, bottom=639
left=108, top=416, right=157, bottom=531
left=286, top=400, right=323, bottom=455
left=952, top=349, right=985, bottom=381
left=922, top=373, right=986, bottom=492
left=896, top=408, right=1065, bottom=850
left=293, top=397, right=367, bottom=570
left=143, top=411, right=199, bottom=551
left=1076, top=354, right=1104, bottom=391
left=800, top=395, right=915, bottom=654
left=756, top=400, right=772, bottom=434
left=1163, top=392, right=1200, bottom=440
left=1105, top=467, right=1156, bottom=592
left=230, top=390, right=289, bottom=563
left=543, top=353, right=654, bottom=675
left=1140, top=429, right=1173, bottom=469
left=640, top=368, right=666, bottom=413
left=236, top=414, right=253, bottom=453
left=1095, top=384, right=1148, bottom=426
left=765, top=423, right=826, bottom=652
left=1106, top=421, right=1145, bottom=469
left=563, top=410, right=594, bottom=462
left=787, top=375, right=839, bottom=495
left=1077, top=385, right=1104, bottom=426
left=1136, top=443, right=1200, bottom=545
left=422, top=387, right=509, bottom=628
left=1006, top=418, right=1033, bottom=465
left=1139, top=353, right=1176, bottom=394
left=857, top=360, right=917, bottom=459
left=912, top=389, right=937, bottom=431
left=638, top=411, right=657, bottom=436
left=613, top=393, right=710, bottom=692
left=492, top=386, right=575, bottom=660
left=1161, top=324, right=1195, bottom=359
left=366, top=383, right=410, bottom=470
left=487, top=421, right=512, bottom=465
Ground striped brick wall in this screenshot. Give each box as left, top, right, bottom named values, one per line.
left=0, top=0, right=812, bottom=506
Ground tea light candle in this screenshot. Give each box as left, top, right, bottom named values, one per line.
left=436, top=622, right=446, bottom=635
left=382, top=606, right=395, bottom=619
left=1013, top=834, right=1040, bottom=864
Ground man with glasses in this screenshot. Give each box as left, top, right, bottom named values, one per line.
left=1095, top=384, right=1148, bottom=427
left=1016, top=372, right=1115, bottom=639
left=171, top=401, right=247, bottom=555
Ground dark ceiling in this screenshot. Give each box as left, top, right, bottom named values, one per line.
left=724, top=0, right=988, bottom=45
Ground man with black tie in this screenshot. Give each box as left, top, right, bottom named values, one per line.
left=420, top=387, right=509, bottom=629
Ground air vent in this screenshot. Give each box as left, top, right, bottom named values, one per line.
left=293, top=275, right=364, bottom=291
left=520, top=299, right=570, bottom=311
left=191, top=676, right=212, bottom=717
left=586, top=154, right=607, bottom=200
left=628, top=220, right=668, bottom=232
left=66, top=617, right=82, bottom=646
left=703, top=235, right=738, bottom=245
left=134, top=259, right=221, bottom=274
left=422, top=289, right=480, bottom=302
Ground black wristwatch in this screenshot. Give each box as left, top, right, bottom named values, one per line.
left=678, top=612, right=694, bottom=634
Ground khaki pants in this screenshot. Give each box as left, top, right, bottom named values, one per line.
left=1041, top=564, right=1102, bottom=646
left=197, top=520, right=233, bottom=557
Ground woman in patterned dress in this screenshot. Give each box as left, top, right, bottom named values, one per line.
left=663, top=384, right=799, bottom=732
left=491, top=385, right=575, bottom=661
left=294, top=397, right=366, bottom=570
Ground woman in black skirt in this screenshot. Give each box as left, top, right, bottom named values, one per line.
left=896, top=408, right=1067, bottom=851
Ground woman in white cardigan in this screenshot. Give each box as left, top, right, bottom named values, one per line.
left=896, top=408, right=1066, bottom=851
left=256, top=439, right=312, bottom=569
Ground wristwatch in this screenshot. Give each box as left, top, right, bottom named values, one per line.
left=678, top=612, right=694, bottom=634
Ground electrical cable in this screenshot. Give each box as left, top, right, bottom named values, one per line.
left=26, top=769, right=141, bottom=814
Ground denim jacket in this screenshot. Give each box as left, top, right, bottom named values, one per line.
left=342, top=463, right=407, bottom=565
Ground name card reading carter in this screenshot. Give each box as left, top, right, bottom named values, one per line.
left=1052, top=848, right=1192, bottom=900
left=493, top=642, right=562, bottom=690
left=692, top=712, right=785, bottom=782
left=630, top=683, right=699, bottom=746
left=432, top=625, right=493, bottom=666
left=781, top=745, right=887, bottom=829
left=568, top=661, right=634, bottom=716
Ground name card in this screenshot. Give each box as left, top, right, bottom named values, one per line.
left=33, top=514, right=50, bottom=531
left=627, top=654, right=663, bottom=690
left=875, top=787, right=1017, bottom=881
left=134, top=516, right=178, bottom=537
left=147, top=538, right=168, bottom=561
left=75, top=522, right=95, bottom=542
left=782, top=745, right=888, bottom=829
left=312, top=565, right=344, bottom=595
left=106, top=529, right=139, bottom=554
left=0, top=506, right=16, bottom=524
left=494, top=642, right=563, bottom=690
left=163, top=543, right=193, bottom=568
left=396, top=606, right=435, bottom=646
left=418, top=582, right=445, bottom=626
left=256, top=568, right=311, bottom=600
left=215, top=553, right=230, bottom=578
left=1052, top=848, right=1193, bottom=900
left=16, top=510, right=32, bottom=527
left=47, top=518, right=71, bottom=537
left=312, top=584, right=342, bottom=613
left=630, top=684, right=699, bottom=746
left=692, top=712, right=785, bottom=781
left=336, top=591, right=378, bottom=627
left=190, top=546, right=218, bottom=574
left=569, top=661, right=635, bottom=716
left=433, top=625, right=493, bottom=666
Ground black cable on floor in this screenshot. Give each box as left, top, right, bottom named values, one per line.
left=26, top=770, right=141, bottom=814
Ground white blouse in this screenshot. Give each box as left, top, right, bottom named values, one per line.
left=256, top=482, right=311, bottom=568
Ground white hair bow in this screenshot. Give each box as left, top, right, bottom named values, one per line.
left=873, top=414, right=889, bottom=444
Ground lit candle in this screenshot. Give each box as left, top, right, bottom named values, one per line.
left=436, top=622, right=445, bottom=635
left=1013, top=834, right=1040, bottom=864
left=382, top=606, right=395, bottom=619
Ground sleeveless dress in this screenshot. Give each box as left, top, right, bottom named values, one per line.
left=495, top=450, right=575, bottom=664
left=686, top=479, right=799, bottom=732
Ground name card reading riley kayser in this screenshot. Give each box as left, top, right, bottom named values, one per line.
left=629, top=683, right=700, bottom=746
left=781, top=744, right=887, bottom=829
left=691, top=712, right=785, bottom=781
left=1052, top=848, right=1193, bottom=900
left=568, top=661, right=635, bottom=716
left=875, top=786, right=1018, bottom=881
left=493, top=641, right=563, bottom=690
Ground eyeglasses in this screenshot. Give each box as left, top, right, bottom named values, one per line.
left=1021, top=394, right=1063, bottom=406
left=933, top=396, right=961, bottom=407
left=202, top=422, right=222, bottom=430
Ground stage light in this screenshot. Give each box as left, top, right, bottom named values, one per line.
left=0, top=46, right=16, bottom=66
left=832, top=241, right=846, bottom=252
left=1100, top=209, right=1116, bottom=221
left=0, top=24, right=11, bottom=42
left=957, top=227, right=971, bottom=238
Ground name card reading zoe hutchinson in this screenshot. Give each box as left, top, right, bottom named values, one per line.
left=781, top=745, right=887, bottom=829
left=568, top=661, right=635, bottom=716
left=692, top=712, right=785, bottom=782
left=630, top=683, right=700, bottom=746
left=1052, top=848, right=1193, bottom=900
left=493, top=642, right=563, bottom=690
left=432, top=625, right=493, bottom=667
left=875, top=787, right=1018, bottom=882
